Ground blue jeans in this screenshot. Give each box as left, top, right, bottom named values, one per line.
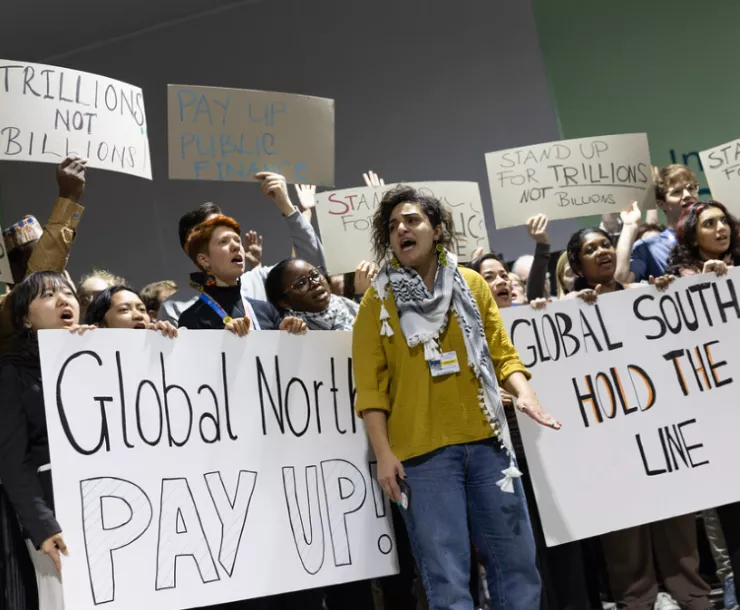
left=400, top=439, right=541, bottom=610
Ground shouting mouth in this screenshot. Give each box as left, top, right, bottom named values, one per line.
left=60, top=308, right=75, bottom=326
left=400, top=238, right=416, bottom=253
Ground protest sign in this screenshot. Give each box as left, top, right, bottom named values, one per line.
left=315, top=181, right=489, bottom=274
left=700, top=138, right=740, bottom=214
left=499, top=270, right=740, bottom=546
left=167, top=85, right=335, bottom=185
left=39, top=330, right=397, bottom=610
left=485, top=133, right=654, bottom=229
left=0, top=60, right=151, bottom=179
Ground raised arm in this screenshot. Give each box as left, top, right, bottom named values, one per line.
left=525, top=214, right=551, bottom=301
left=614, top=202, right=640, bottom=284
left=256, top=172, right=326, bottom=269
left=25, top=155, right=87, bottom=277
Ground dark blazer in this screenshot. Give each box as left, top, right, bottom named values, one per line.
left=0, top=358, right=60, bottom=548
left=178, top=273, right=281, bottom=331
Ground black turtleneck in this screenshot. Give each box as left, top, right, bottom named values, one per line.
left=178, top=272, right=281, bottom=330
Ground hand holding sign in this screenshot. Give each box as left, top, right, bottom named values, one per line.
left=363, top=171, right=385, bottom=187
left=257, top=172, right=294, bottom=216
left=526, top=214, right=549, bottom=245
left=620, top=201, right=642, bottom=227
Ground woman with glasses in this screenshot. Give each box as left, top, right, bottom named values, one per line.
left=177, top=215, right=306, bottom=335
left=265, top=259, right=366, bottom=331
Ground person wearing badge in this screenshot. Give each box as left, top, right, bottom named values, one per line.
left=178, top=215, right=306, bottom=335
left=352, top=185, right=560, bottom=610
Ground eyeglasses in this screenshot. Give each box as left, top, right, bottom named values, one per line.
left=286, top=268, right=324, bottom=295
left=667, top=183, right=699, bottom=197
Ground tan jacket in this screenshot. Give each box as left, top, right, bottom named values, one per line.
left=0, top=197, right=84, bottom=354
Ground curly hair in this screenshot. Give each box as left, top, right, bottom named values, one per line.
left=566, top=228, right=614, bottom=291
left=370, top=185, right=456, bottom=263
left=666, top=201, right=740, bottom=274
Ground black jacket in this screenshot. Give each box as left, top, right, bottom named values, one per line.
left=178, top=273, right=282, bottom=331
left=0, top=342, right=60, bottom=548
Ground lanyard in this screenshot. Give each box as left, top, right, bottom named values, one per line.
left=198, top=292, right=261, bottom=330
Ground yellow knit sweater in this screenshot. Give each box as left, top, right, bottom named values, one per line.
left=352, top=266, right=529, bottom=462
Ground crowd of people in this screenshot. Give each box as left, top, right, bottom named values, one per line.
left=0, top=155, right=738, bottom=610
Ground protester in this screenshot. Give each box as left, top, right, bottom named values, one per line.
left=0, top=272, right=95, bottom=610
left=84, top=285, right=177, bottom=336
left=614, top=164, right=699, bottom=284
left=265, top=259, right=367, bottom=330
left=158, top=173, right=326, bottom=325
left=77, top=268, right=126, bottom=319
left=353, top=185, right=560, bottom=610
left=564, top=226, right=709, bottom=610
left=666, top=201, right=740, bottom=276
left=663, top=201, right=740, bottom=609
left=178, top=215, right=306, bottom=334
left=0, top=156, right=87, bottom=356
left=509, top=272, right=527, bottom=304
left=470, top=252, right=598, bottom=610
left=555, top=251, right=575, bottom=299
left=140, top=280, right=177, bottom=321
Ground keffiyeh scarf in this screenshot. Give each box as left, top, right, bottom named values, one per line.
left=372, top=250, right=521, bottom=493
left=287, top=295, right=358, bottom=331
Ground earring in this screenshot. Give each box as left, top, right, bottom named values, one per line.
left=436, top=243, right=447, bottom=266
left=204, top=269, right=216, bottom=287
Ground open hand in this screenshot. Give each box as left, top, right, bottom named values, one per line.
left=526, top=214, right=549, bottom=244
left=294, top=184, right=317, bottom=210
left=244, top=231, right=263, bottom=270
left=363, top=171, right=385, bottom=187
left=353, top=261, right=379, bottom=296
left=517, top=394, right=561, bottom=430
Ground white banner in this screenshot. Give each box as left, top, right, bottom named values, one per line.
left=700, top=138, right=740, bottom=214
left=315, top=181, right=489, bottom=274
left=0, top=60, right=152, bottom=179
left=39, top=330, right=397, bottom=610
left=499, top=271, right=740, bottom=546
left=485, top=133, right=654, bottom=229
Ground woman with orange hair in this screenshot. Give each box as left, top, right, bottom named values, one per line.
left=178, top=215, right=306, bottom=335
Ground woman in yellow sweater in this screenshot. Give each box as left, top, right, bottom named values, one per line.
left=353, top=185, right=560, bottom=610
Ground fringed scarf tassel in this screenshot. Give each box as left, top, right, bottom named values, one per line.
left=379, top=303, right=394, bottom=336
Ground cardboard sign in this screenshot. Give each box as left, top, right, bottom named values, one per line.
left=315, top=181, right=489, bottom=274
left=700, top=138, right=740, bottom=213
left=499, top=270, right=740, bottom=546
left=39, top=330, right=397, bottom=610
left=167, top=85, right=335, bottom=185
left=0, top=60, right=152, bottom=179
left=485, top=133, right=654, bottom=228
